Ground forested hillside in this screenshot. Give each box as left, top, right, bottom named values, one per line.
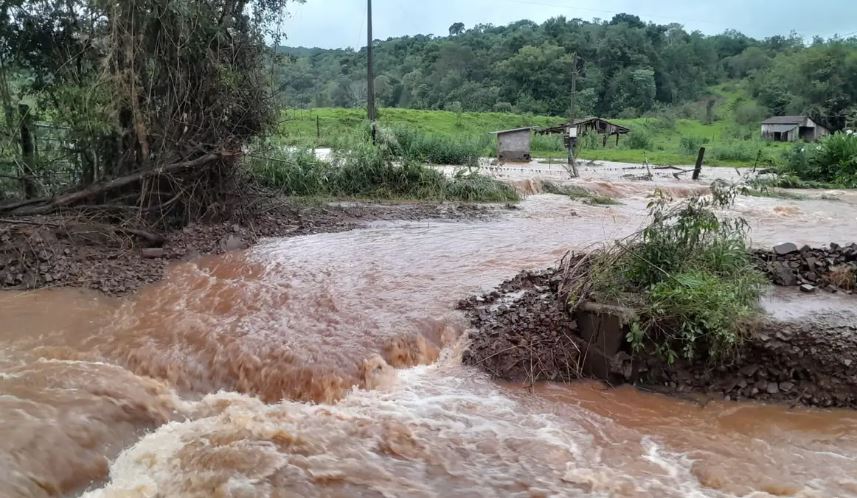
left=276, top=14, right=857, bottom=130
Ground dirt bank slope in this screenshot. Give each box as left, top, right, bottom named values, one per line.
left=1, top=201, right=497, bottom=295
left=460, top=253, right=857, bottom=409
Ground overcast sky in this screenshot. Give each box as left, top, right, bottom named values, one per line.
left=279, top=0, right=857, bottom=49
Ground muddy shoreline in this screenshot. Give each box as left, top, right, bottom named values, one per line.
left=459, top=247, right=857, bottom=409
left=0, top=199, right=501, bottom=295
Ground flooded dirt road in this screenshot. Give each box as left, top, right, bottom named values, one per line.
left=2, top=179, right=857, bottom=497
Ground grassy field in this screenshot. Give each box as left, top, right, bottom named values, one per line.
left=278, top=107, right=792, bottom=168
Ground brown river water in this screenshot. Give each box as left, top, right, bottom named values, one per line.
left=2, top=177, right=857, bottom=497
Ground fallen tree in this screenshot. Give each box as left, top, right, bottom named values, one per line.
left=0, top=153, right=233, bottom=216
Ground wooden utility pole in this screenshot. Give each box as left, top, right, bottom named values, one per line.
left=567, top=53, right=579, bottom=177
left=366, top=0, right=377, bottom=143
left=693, top=147, right=706, bottom=180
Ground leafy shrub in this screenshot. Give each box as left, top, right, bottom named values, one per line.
left=781, top=132, right=857, bottom=186
left=679, top=136, right=709, bottom=155
left=638, top=269, right=764, bottom=363
left=389, top=126, right=487, bottom=166
left=444, top=172, right=520, bottom=202
left=532, top=133, right=565, bottom=153
left=733, top=100, right=768, bottom=125
left=710, top=142, right=763, bottom=163
left=248, top=132, right=518, bottom=202
left=649, top=115, right=676, bottom=131
left=565, top=182, right=765, bottom=364
left=493, top=102, right=514, bottom=113
left=626, top=130, right=653, bottom=150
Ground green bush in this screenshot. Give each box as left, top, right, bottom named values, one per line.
left=248, top=132, right=518, bottom=202
left=638, top=269, right=764, bottom=363
left=573, top=182, right=765, bottom=364
left=733, top=100, right=768, bottom=125
left=493, top=102, right=514, bottom=113
left=388, top=126, right=487, bottom=166
left=532, top=133, right=565, bottom=153
left=678, top=136, right=709, bottom=155
left=781, top=132, right=857, bottom=186
left=710, top=141, right=765, bottom=163
left=626, top=130, right=653, bottom=150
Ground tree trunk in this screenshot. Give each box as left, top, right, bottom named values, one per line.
left=18, top=104, right=38, bottom=199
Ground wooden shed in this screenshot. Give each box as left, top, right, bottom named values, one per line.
left=538, top=117, right=630, bottom=146
left=761, top=116, right=829, bottom=142
left=491, top=127, right=533, bottom=162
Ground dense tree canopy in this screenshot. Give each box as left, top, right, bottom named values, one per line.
left=275, top=14, right=857, bottom=129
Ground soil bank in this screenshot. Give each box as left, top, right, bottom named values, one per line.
left=1, top=199, right=500, bottom=295
left=459, top=246, right=857, bottom=409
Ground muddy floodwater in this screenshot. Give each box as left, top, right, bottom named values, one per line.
left=2, top=171, right=857, bottom=497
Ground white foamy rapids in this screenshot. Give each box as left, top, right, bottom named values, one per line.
left=83, top=354, right=708, bottom=498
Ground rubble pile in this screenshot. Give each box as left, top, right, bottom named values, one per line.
left=756, top=242, right=857, bottom=294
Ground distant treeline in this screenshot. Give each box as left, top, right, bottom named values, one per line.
left=275, top=14, right=857, bottom=130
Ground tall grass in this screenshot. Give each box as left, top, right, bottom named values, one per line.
left=247, top=131, right=519, bottom=202
left=387, top=126, right=488, bottom=166
left=531, top=133, right=565, bottom=153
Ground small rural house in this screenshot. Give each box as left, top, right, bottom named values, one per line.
left=492, top=127, right=533, bottom=162
left=761, top=116, right=829, bottom=142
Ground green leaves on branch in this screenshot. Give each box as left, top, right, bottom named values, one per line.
left=580, top=181, right=766, bottom=364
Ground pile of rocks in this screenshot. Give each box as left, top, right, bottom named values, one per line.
left=459, top=254, right=857, bottom=408
left=0, top=221, right=254, bottom=294
left=756, top=242, right=857, bottom=294
left=458, top=268, right=583, bottom=382
left=639, top=317, right=857, bottom=408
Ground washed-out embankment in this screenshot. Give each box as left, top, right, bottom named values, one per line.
left=460, top=243, right=857, bottom=408
left=0, top=201, right=497, bottom=295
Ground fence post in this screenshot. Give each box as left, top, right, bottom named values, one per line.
left=692, top=147, right=705, bottom=180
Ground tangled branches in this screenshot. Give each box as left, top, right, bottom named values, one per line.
left=1, top=0, right=297, bottom=227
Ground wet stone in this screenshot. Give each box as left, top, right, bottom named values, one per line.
left=773, top=243, right=799, bottom=256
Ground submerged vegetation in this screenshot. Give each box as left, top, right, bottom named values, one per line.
left=248, top=131, right=519, bottom=202
left=561, top=182, right=765, bottom=364
left=780, top=133, right=857, bottom=187
left=541, top=181, right=619, bottom=206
